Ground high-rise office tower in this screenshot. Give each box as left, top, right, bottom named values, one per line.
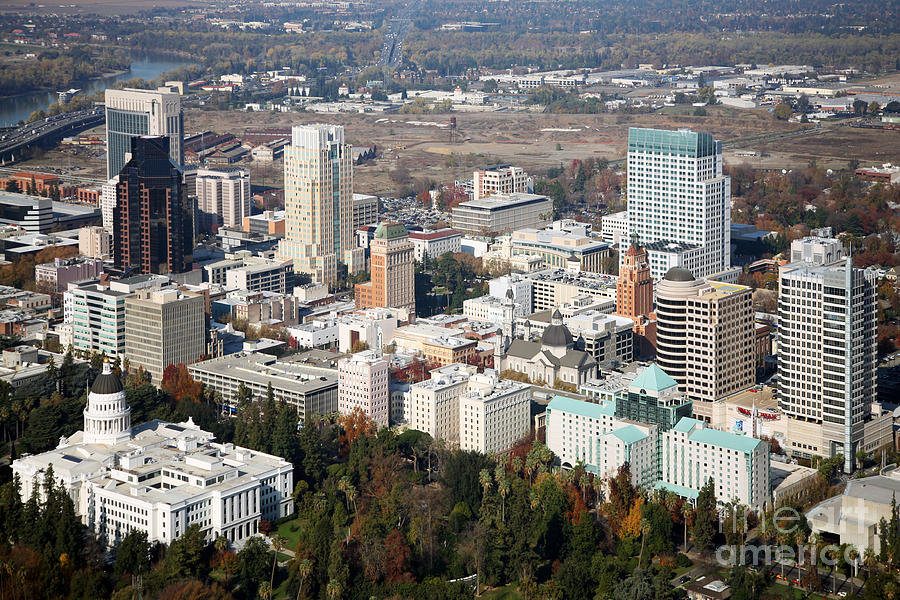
left=778, top=233, right=877, bottom=473
left=277, top=124, right=364, bottom=284
left=626, top=127, right=730, bottom=279
left=195, top=168, right=251, bottom=233
left=614, top=240, right=657, bottom=356
left=105, top=88, right=183, bottom=179
left=113, top=136, right=192, bottom=275
left=355, top=222, right=415, bottom=313
left=124, top=287, right=206, bottom=384
left=655, top=267, right=754, bottom=402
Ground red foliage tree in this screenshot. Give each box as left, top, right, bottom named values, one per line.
left=161, top=363, right=204, bottom=403
left=383, top=529, right=413, bottom=583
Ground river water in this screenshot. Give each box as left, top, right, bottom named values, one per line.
left=0, top=55, right=193, bottom=127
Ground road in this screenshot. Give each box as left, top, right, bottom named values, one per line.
left=0, top=108, right=104, bottom=165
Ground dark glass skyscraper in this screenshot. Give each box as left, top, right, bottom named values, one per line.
left=105, top=88, right=183, bottom=180
left=113, top=136, right=192, bottom=275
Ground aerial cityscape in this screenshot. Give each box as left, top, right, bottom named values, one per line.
left=0, top=0, right=898, bottom=598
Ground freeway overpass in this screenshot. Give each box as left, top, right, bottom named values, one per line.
left=0, top=109, right=105, bottom=166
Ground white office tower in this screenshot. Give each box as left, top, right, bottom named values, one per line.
left=778, top=233, right=877, bottom=473
left=626, top=128, right=730, bottom=279
left=196, top=168, right=251, bottom=232
left=105, top=88, right=183, bottom=178
left=101, top=176, right=119, bottom=233
left=277, top=124, right=365, bottom=284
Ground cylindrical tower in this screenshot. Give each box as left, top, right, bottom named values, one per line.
left=83, top=360, right=131, bottom=445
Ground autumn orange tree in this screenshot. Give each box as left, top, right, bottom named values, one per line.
left=161, top=363, right=204, bottom=403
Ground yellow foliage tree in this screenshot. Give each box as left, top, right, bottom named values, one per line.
left=619, top=496, right=644, bottom=540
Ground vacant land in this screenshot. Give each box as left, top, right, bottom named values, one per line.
left=0, top=0, right=196, bottom=16
left=14, top=105, right=898, bottom=194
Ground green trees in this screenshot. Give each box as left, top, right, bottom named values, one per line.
left=691, top=478, right=718, bottom=554
left=774, top=102, right=793, bottom=120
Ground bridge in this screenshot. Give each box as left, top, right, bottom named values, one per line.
left=0, top=109, right=105, bottom=166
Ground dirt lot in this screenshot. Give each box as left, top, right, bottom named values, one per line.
left=14, top=105, right=898, bottom=194
left=0, top=0, right=195, bottom=16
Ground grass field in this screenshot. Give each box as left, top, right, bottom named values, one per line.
left=481, top=583, right=524, bottom=600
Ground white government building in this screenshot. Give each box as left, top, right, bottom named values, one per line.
left=12, top=363, right=294, bottom=547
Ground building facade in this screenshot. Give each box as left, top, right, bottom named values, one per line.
left=778, top=236, right=878, bottom=473
left=79, top=226, right=112, bottom=259
left=655, top=268, right=754, bottom=402
left=12, top=363, right=293, bottom=548
left=451, top=192, right=553, bottom=235
left=472, top=166, right=532, bottom=201
left=277, top=124, right=364, bottom=284
left=196, top=168, right=251, bottom=232
left=408, top=228, right=462, bottom=263
left=626, top=127, right=730, bottom=279
left=351, top=193, right=379, bottom=231
left=69, top=283, right=130, bottom=358
left=509, top=220, right=610, bottom=272
left=338, top=350, right=390, bottom=427
left=354, top=222, right=415, bottom=313
left=124, top=288, right=206, bottom=383
left=615, top=241, right=657, bottom=356
left=458, top=370, right=531, bottom=454
left=35, top=257, right=104, bottom=293
left=113, top=136, right=192, bottom=275
left=105, top=88, right=183, bottom=179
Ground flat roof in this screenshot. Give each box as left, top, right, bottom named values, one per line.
left=456, top=192, right=550, bottom=211
left=547, top=395, right=615, bottom=418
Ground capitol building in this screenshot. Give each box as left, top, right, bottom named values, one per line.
left=12, top=361, right=294, bottom=547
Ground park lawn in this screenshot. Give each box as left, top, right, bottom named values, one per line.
left=481, top=584, right=524, bottom=600
left=768, top=583, right=827, bottom=599
left=671, top=563, right=694, bottom=578
left=276, top=518, right=302, bottom=551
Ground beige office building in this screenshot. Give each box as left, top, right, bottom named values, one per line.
left=351, top=193, right=379, bottom=230
left=354, top=223, right=415, bottom=313
left=78, top=226, right=111, bottom=259
left=125, top=288, right=206, bottom=383
left=277, top=124, right=364, bottom=284
left=196, top=168, right=251, bottom=231
left=472, top=165, right=531, bottom=201
left=655, top=267, right=754, bottom=402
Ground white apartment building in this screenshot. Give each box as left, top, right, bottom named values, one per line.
left=626, top=127, right=730, bottom=279
left=12, top=363, right=294, bottom=548
left=599, top=211, right=630, bottom=247
left=462, top=294, right=529, bottom=323
left=546, top=395, right=771, bottom=510
left=778, top=234, right=878, bottom=473
left=452, top=193, right=553, bottom=236
left=408, top=228, right=462, bottom=263
left=472, top=166, right=532, bottom=201
left=488, top=275, right=534, bottom=314
left=656, top=268, right=754, bottom=402
left=403, top=363, right=475, bottom=444
left=338, top=350, right=390, bottom=427
left=124, top=288, right=206, bottom=383
left=196, top=168, right=251, bottom=231
left=401, top=365, right=530, bottom=454
left=105, top=88, right=183, bottom=178
left=661, top=418, right=770, bottom=511
left=286, top=320, right=339, bottom=349
left=458, top=370, right=531, bottom=455
left=224, top=259, right=295, bottom=294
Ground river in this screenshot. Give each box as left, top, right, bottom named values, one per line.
left=0, top=55, right=193, bottom=127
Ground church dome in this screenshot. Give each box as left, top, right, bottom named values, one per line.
left=542, top=309, right=573, bottom=347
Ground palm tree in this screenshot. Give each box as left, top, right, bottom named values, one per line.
left=215, top=536, right=231, bottom=585
left=847, top=546, right=859, bottom=594
left=270, top=535, right=286, bottom=597
left=638, top=517, right=651, bottom=567
left=682, top=502, right=693, bottom=553
left=478, top=469, right=493, bottom=497
left=326, top=580, right=342, bottom=600
left=497, top=473, right=510, bottom=523
left=257, top=581, right=272, bottom=600
left=295, top=558, right=312, bottom=600
left=863, top=547, right=876, bottom=580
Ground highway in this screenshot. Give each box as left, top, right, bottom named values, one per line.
left=0, top=108, right=105, bottom=165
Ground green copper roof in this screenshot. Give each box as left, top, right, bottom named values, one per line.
left=374, top=222, right=407, bottom=239
left=608, top=425, right=649, bottom=445
left=546, top=395, right=615, bottom=418
left=627, top=127, right=718, bottom=158
left=653, top=481, right=700, bottom=500
left=671, top=417, right=763, bottom=453
left=630, top=363, right=679, bottom=393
